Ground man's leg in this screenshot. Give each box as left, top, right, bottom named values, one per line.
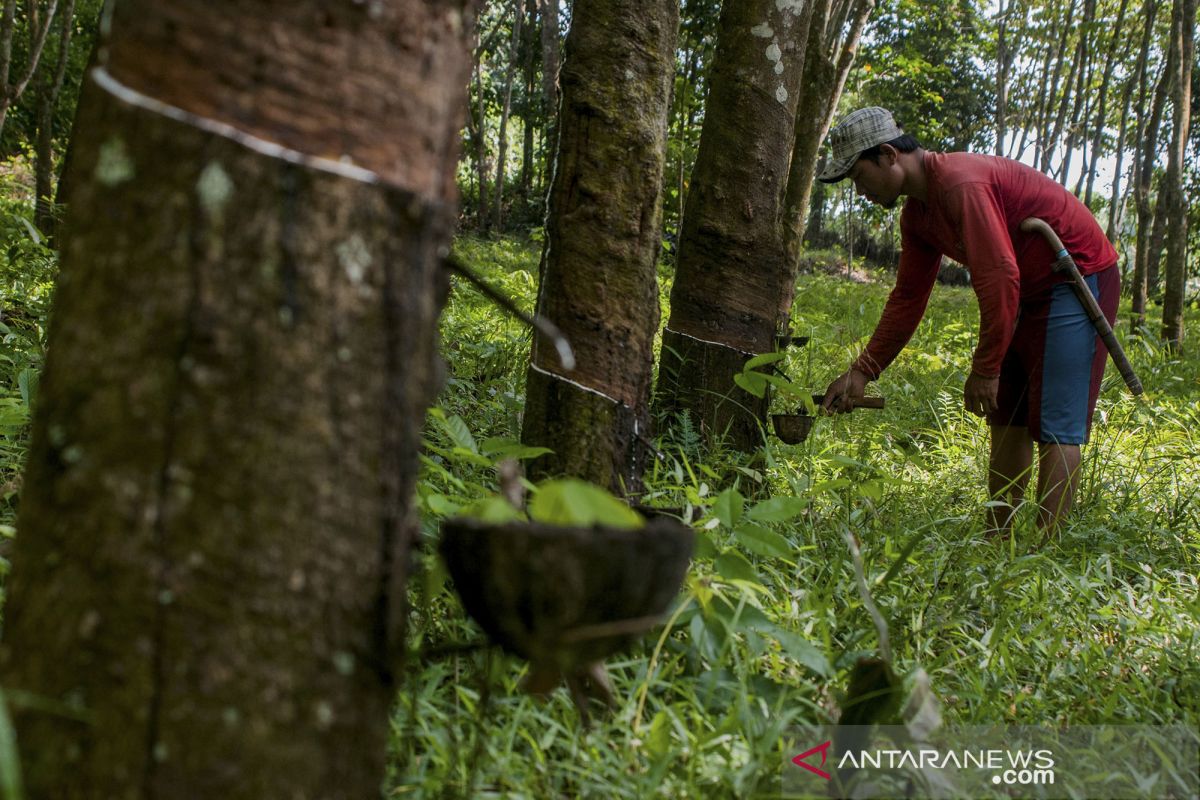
left=1037, top=442, right=1082, bottom=533
left=988, top=424, right=1033, bottom=535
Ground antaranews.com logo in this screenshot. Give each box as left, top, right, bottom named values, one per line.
left=782, top=725, right=1197, bottom=799
left=793, top=738, right=1055, bottom=786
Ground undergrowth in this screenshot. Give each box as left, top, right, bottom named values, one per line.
left=0, top=157, right=55, bottom=603
left=389, top=235, right=1200, bottom=798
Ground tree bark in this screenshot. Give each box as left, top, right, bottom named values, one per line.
left=518, top=0, right=536, bottom=207
left=1160, top=0, right=1194, bottom=346
left=492, top=0, right=524, bottom=232
left=472, top=58, right=491, bottom=231
left=1107, top=0, right=1153, bottom=242
left=783, top=0, right=873, bottom=268
left=1053, top=0, right=1092, bottom=184
left=656, top=0, right=809, bottom=451
left=1131, top=40, right=1173, bottom=329
left=0, top=2, right=475, bottom=797
left=521, top=0, right=678, bottom=493
left=538, top=0, right=559, bottom=191
left=32, top=0, right=74, bottom=237
left=995, top=0, right=1012, bottom=156
left=1037, top=0, right=1077, bottom=173
left=0, top=0, right=60, bottom=138
left=1083, top=0, right=1130, bottom=206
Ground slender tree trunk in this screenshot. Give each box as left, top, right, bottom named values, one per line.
left=1105, top=87, right=1132, bottom=243
left=1160, top=0, right=1194, bottom=347
left=1054, top=0, right=1092, bottom=184
left=521, top=0, right=678, bottom=493
left=655, top=0, right=808, bottom=451
left=538, top=0, right=559, bottom=192
left=492, top=0, right=523, bottom=232
left=473, top=58, right=491, bottom=231
left=670, top=43, right=701, bottom=235
left=995, top=0, right=1011, bottom=156
left=1131, top=47, right=1173, bottom=328
left=518, top=0, right=537, bottom=208
left=1147, top=185, right=1168, bottom=290
left=0, top=0, right=60, bottom=138
left=783, top=0, right=873, bottom=266
left=33, top=0, right=74, bottom=237
left=1108, top=0, right=1157, bottom=244
left=1083, top=0, right=1130, bottom=205
left=0, top=2, right=475, bottom=796
left=1039, top=0, right=1077, bottom=173
left=1022, top=22, right=1056, bottom=162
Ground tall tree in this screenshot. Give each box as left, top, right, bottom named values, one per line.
left=521, top=0, right=678, bottom=492
left=655, top=0, right=808, bottom=450
left=1131, top=41, right=1173, bottom=328
left=0, top=1, right=476, bottom=796
left=783, top=0, right=875, bottom=266
left=1108, top=0, right=1158, bottom=241
left=492, top=0, right=524, bottom=231
left=31, top=0, right=74, bottom=235
left=0, top=0, right=59, bottom=137
left=1037, top=0, right=1077, bottom=172
left=1160, top=0, right=1196, bottom=346
left=1082, top=0, right=1130, bottom=206
left=538, top=0, right=559, bottom=187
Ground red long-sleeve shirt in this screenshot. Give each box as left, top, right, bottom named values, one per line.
left=852, top=152, right=1118, bottom=379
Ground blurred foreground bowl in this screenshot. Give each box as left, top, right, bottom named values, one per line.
left=439, top=517, right=693, bottom=676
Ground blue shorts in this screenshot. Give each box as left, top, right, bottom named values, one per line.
left=989, top=266, right=1120, bottom=445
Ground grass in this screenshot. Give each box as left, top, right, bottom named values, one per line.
left=0, top=214, right=1193, bottom=796
left=390, top=234, right=1200, bottom=798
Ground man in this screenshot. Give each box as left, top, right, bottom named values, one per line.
left=817, top=107, right=1119, bottom=534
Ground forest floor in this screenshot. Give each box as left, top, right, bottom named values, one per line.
left=0, top=219, right=1195, bottom=798
left=389, top=234, right=1200, bottom=798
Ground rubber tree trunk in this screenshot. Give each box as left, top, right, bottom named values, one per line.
left=0, top=2, right=475, bottom=797
left=492, top=0, right=523, bottom=232
left=782, top=0, right=873, bottom=268
left=1131, top=37, right=1173, bottom=329
left=521, top=0, right=678, bottom=494
left=655, top=0, right=807, bottom=451
left=33, top=0, right=75, bottom=238
left=538, top=0, right=560, bottom=192
left=1160, top=0, right=1195, bottom=348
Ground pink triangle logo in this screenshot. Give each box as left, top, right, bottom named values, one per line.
left=792, top=740, right=833, bottom=780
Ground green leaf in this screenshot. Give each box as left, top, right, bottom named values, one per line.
left=711, top=488, right=744, bottom=528
left=743, top=351, right=786, bottom=370
left=747, top=495, right=808, bottom=522
left=734, top=523, right=793, bottom=559
left=527, top=479, right=644, bottom=529
left=732, top=371, right=767, bottom=398
left=17, top=368, right=37, bottom=410
left=879, top=526, right=932, bottom=587
left=434, top=413, right=478, bottom=453
left=694, top=529, right=719, bottom=559
left=714, top=550, right=759, bottom=584
left=480, top=437, right=552, bottom=461
left=424, top=494, right=462, bottom=517
left=0, top=687, right=24, bottom=800
left=770, top=627, right=832, bottom=676
left=457, top=496, right=526, bottom=524
left=811, top=478, right=852, bottom=494
left=646, top=710, right=672, bottom=758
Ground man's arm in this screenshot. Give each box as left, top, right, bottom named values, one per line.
left=823, top=218, right=941, bottom=411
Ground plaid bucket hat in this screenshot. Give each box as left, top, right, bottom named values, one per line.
left=817, top=107, right=904, bottom=183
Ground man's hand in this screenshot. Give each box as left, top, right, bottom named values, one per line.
left=821, top=368, right=871, bottom=414
left=963, top=372, right=999, bottom=417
